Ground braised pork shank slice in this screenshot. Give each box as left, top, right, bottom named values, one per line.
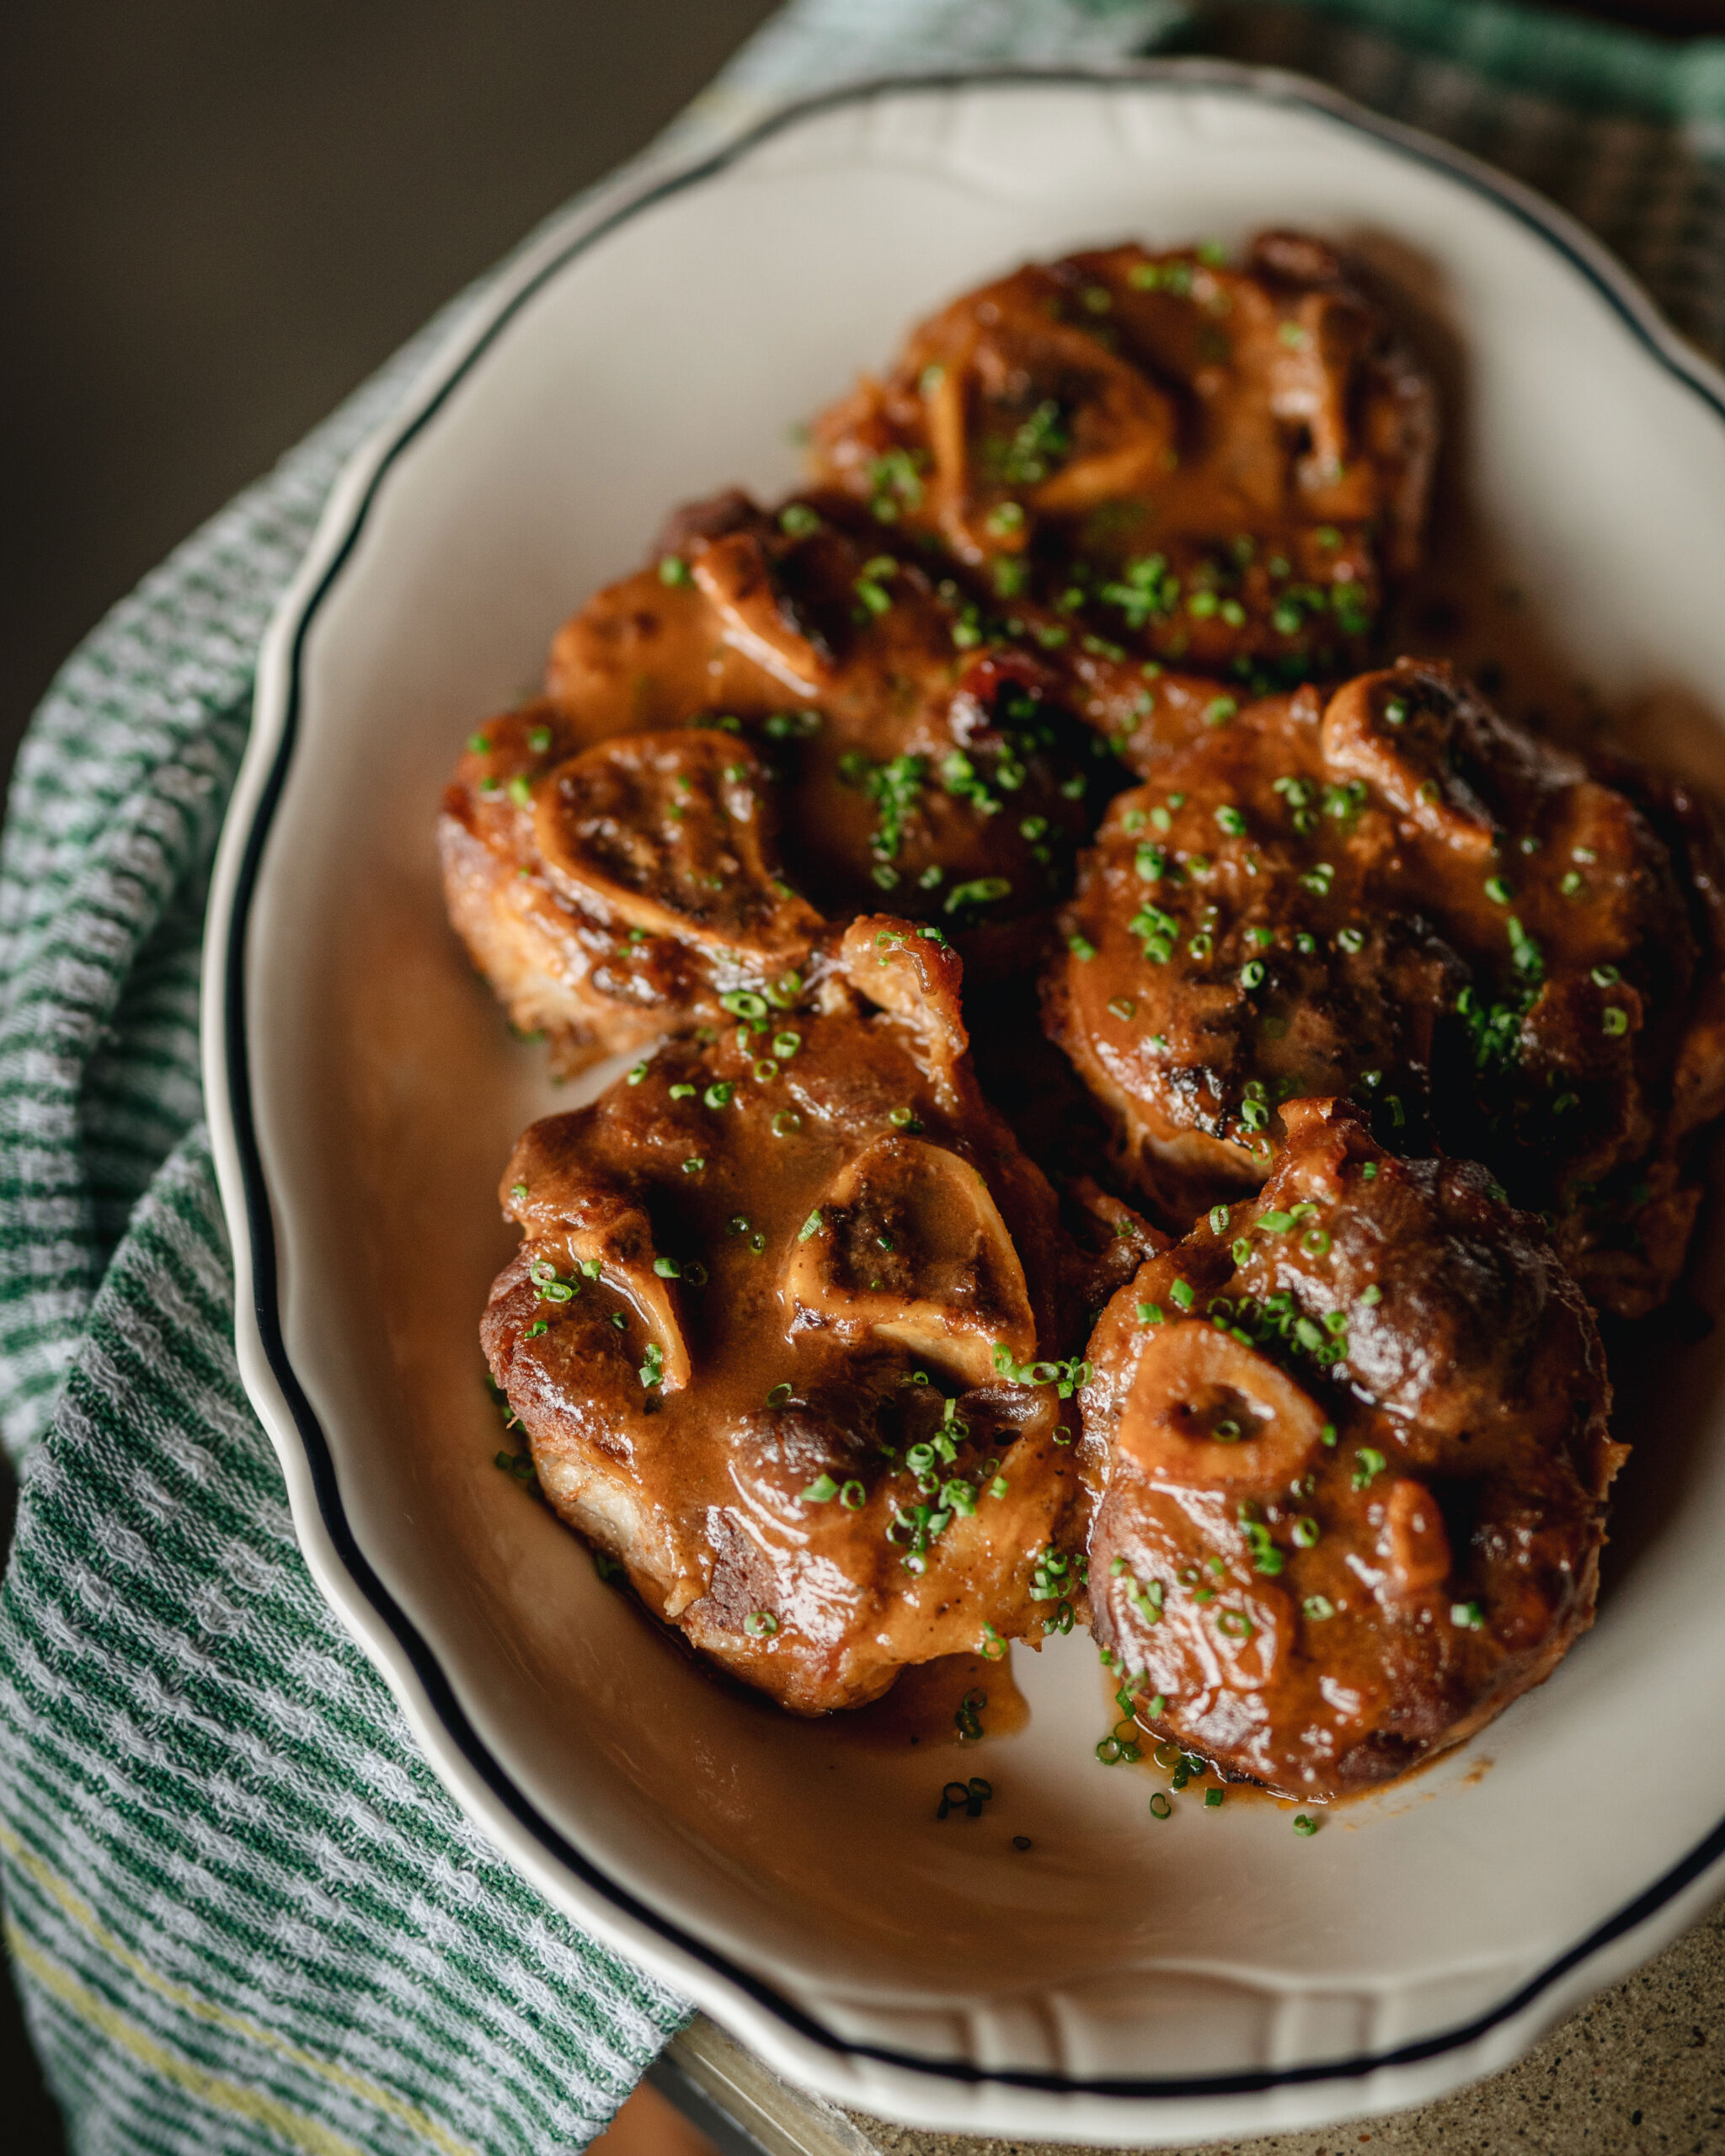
left=535, top=488, right=1116, bottom=958
left=1045, top=659, right=1716, bottom=1314
left=1083, top=1098, right=1621, bottom=1801
left=809, top=230, right=1435, bottom=715
left=441, top=717, right=823, bottom=1073
left=481, top=917, right=1160, bottom=1715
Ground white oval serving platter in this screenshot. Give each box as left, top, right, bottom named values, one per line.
left=203, top=62, right=1725, bottom=2147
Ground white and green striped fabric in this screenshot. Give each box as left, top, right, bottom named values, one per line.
left=4, top=2, right=1725, bottom=2151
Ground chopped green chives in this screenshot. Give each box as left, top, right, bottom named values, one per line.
left=743, top=1610, right=779, bottom=1637
left=1149, top=1792, right=1172, bottom=1819
left=798, top=1209, right=824, bottom=1241
left=1294, top=1814, right=1318, bottom=1836
left=1171, top=1278, right=1194, bottom=1310
left=1204, top=1788, right=1224, bottom=1809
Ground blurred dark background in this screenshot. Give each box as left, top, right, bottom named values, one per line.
left=3, top=2, right=1725, bottom=2150
left=0, top=0, right=779, bottom=796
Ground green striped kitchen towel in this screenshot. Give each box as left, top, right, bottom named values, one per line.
left=3, top=2, right=1724, bottom=2152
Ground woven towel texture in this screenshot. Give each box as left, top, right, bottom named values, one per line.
left=2, top=2, right=1722, bottom=2152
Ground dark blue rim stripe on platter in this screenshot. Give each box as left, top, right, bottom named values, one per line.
left=220, top=61, right=1725, bottom=2101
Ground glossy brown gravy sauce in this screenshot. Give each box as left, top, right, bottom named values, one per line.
left=1092, top=1663, right=1493, bottom=1813
left=843, top=1649, right=1031, bottom=1753
left=467, top=230, right=1725, bottom=1797
left=1092, top=1664, right=1262, bottom=1806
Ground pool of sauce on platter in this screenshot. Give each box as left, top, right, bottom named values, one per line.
left=843, top=1651, right=1029, bottom=1752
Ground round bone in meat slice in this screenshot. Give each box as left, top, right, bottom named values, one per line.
left=1045, top=660, right=1718, bottom=1315
left=481, top=917, right=1124, bottom=1715
left=532, top=729, right=823, bottom=963
left=1114, top=1321, right=1327, bottom=1492
left=781, top=1134, right=1036, bottom=1388
left=1081, top=1097, right=1621, bottom=1800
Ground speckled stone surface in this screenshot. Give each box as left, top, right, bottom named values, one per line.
left=841, top=1900, right=1725, bottom=2155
